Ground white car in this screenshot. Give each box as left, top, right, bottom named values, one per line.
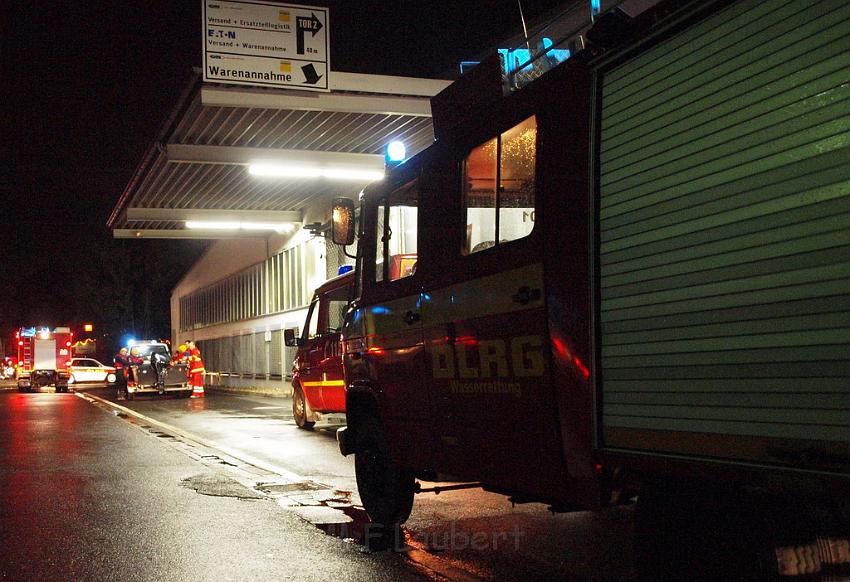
left=68, top=358, right=117, bottom=385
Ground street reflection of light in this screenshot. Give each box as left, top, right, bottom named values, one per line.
left=371, top=306, right=391, bottom=315
left=367, top=346, right=385, bottom=356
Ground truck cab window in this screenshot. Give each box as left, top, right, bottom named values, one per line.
left=462, top=116, right=537, bottom=254
left=325, top=285, right=350, bottom=332
left=303, top=296, right=320, bottom=340
left=374, top=178, right=419, bottom=283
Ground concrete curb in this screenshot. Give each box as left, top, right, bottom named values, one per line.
left=205, top=385, right=292, bottom=398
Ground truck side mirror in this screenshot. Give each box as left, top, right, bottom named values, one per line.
left=332, top=198, right=355, bottom=246
left=284, top=328, right=302, bottom=347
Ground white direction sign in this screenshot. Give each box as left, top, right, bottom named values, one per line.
left=202, top=1, right=329, bottom=91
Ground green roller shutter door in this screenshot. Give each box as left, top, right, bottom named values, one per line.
left=598, top=0, right=850, bottom=445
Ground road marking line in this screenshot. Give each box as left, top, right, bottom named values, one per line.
left=76, top=391, right=303, bottom=481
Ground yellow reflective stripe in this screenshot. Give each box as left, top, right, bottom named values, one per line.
left=189, top=367, right=205, bottom=373
left=301, top=380, right=345, bottom=387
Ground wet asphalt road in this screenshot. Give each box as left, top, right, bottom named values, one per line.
left=1, top=383, right=637, bottom=580
left=0, top=388, right=429, bottom=582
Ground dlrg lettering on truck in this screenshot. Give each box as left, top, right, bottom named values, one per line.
left=332, top=0, right=850, bottom=576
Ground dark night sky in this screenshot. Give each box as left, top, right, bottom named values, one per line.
left=1, top=0, right=567, bottom=339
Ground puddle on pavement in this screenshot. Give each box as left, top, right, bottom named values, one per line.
left=257, top=480, right=329, bottom=494
left=261, top=481, right=406, bottom=551
left=181, top=473, right=265, bottom=499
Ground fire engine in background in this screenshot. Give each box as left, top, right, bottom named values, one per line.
left=286, top=271, right=354, bottom=429
left=14, top=327, right=73, bottom=392
left=331, top=0, right=850, bottom=576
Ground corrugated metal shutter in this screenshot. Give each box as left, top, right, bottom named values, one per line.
left=254, top=332, right=268, bottom=376
left=270, top=330, right=283, bottom=377
left=598, top=0, right=850, bottom=444
left=219, top=337, right=232, bottom=373
left=239, top=335, right=253, bottom=374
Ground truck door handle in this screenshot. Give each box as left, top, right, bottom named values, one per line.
left=404, top=310, right=421, bottom=325
left=512, top=286, right=541, bottom=305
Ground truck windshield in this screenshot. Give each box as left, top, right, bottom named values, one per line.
left=375, top=178, right=419, bottom=283
left=134, top=344, right=169, bottom=358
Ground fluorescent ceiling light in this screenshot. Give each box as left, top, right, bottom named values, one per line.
left=248, top=163, right=384, bottom=182
left=185, top=221, right=295, bottom=233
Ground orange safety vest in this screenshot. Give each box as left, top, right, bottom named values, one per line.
left=188, top=347, right=205, bottom=374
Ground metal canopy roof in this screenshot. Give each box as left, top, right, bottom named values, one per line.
left=109, top=70, right=449, bottom=239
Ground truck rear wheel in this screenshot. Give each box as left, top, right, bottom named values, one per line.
left=354, top=415, right=415, bottom=549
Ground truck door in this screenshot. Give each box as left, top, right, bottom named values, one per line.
left=424, top=115, right=568, bottom=496
left=361, top=175, right=434, bottom=466
left=298, top=295, right=327, bottom=410
left=317, top=281, right=350, bottom=411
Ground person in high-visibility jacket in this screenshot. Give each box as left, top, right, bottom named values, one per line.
left=185, top=340, right=205, bottom=398
left=172, top=344, right=188, bottom=365
left=113, top=347, right=130, bottom=399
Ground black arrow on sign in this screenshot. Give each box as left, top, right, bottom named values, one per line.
left=296, top=12, right=323, bottom=55
left=302, top=64, right=322, bottom=85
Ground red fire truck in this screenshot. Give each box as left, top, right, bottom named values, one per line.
left=14, top=327, right=73, bottom=392
left=331, top=0, right=850, bottom=575
left=286, top=271, right=354, bottom=429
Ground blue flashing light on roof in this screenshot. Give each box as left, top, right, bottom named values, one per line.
left=385, top=141, right=406, bottom=166
left=591, top=0, right=601, bottom=17
left=338, top=265, right=353, bottom=276
left=498, top=42, right=571, bottom=76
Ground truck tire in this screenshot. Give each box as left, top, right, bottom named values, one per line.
left=292, top=385, right=315, bottom=430
left=354, top=415, right=415, bottom=550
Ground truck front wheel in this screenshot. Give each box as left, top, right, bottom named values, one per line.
left=354, top=415, right=415, bottom=549
left=292, top=385, right=315, bottom=430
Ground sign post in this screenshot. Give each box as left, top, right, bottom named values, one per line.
left=202, top=0, right=330, bottom=92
